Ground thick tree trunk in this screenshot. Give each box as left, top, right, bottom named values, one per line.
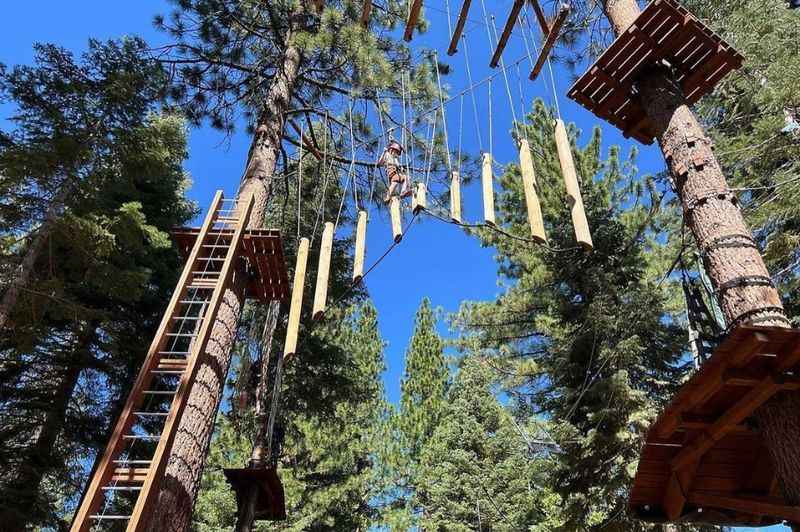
left=0, top=185, right=70, bottom=331
left=146, top=19, right=304, bottom=532
left=0, top=323, right=95, bottom=530
left=602, top=0, right=800, bottom=521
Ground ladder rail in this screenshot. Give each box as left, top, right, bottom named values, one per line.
left=70, top=191, right=226, bottom=531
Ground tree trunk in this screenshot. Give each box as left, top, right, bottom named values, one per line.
left=602, top=0, right=800, bottom=521
left=0, top=185, right=70, bottom=331
left=0, top=323, right=95, bottom=530
left=146, top=15, right=304, bottom=532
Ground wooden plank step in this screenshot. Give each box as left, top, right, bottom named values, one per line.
left=111, top=467, right=150, bottom=484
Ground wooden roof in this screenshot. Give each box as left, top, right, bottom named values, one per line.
left=172, top=227, right=290, bottom=302
left=629, top=325, right=800, bottom=527
left=567, top=0, right=744, bottom=145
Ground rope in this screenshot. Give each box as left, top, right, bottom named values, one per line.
left=487, top=11, right=521, bottom=141
left=425, top=116, right=438, bottom=187
left=407, top=72, right=417, bottom=186
left=462, top=35, right=484, bottom=153
left=457, top=93, right=464, bottom=175
left=297, top=126, right=303, bottom=241
left=348, top=95, right=359, bottom=207
left=433, top=51, right=453, bottom=173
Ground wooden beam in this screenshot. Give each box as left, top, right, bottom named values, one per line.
left=518, top=139, right=547, bottom=244
left=490, top=0, right=524, bottom=68
left=554, top=119, right=593, bottom=251
left=450, top=170, right=462, bottom=223
left=530, top=0, right=550, bottom=35
left=481, top=153, right=496, bottom=226
left=352, top=210, right=367, bottom=284
left=447, top=0, right=472, bottom=56
left=360, top=0, right=372, bottom=27
left=412, top=182, right=427, bottom=214
left=312, top=222, right=334, bottom=320
left=390, top=197, right=403, bottom=242
left=529, top=4, right=570, bottom=80
left=404, top=0, right=423, bottom=42
left=284, top=237, right=309, bottom=360
left=663, top=459, right=699, bottom=521
left=687, top=492, right=800, bottom=523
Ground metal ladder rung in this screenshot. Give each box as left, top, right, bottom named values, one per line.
left=142, top=390, right=176, bottom=395
left=196, top=257, right=226, bottom=262
left=178, top=300, right=210, bottom=305
left=151, top=369, right=184, bottom=375
left=201, top=244, right=231, bottom=248
left=102, top=486, right=142, bottom=491
left=134, top=411, right=168, bottom=417
left=158, top=351, right=189, bottom=355
left=165, top=332, right=198, bottom=337
left=90, top=515, right=131, bottom=520
left=113, top=459, right=152, bottom=465
left=122, top=434, right=161, bottom=440
left=172, top=316, right=203, bottom=321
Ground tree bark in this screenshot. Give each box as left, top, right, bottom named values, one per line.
left=146, top=14, right=304, bottom=532
left=602, top=0, right=800, bottom=521
left=0, top=185, right=71, bottom=331
left=0, top=323, right=95, bottom=530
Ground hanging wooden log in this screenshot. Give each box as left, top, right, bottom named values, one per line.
left=490, top=0, right=525, bottom=68
left=518, top=139, right=547, bottom=244
left=284, top=237, right=309, bottom=359
left=412, top=182, right=427, bottom=214
left=360, top=0, right=372, bottom=27
left=554, top=119, right=593, bottom=251
left=450, top=170, right=462, bottom=223
left=353, top=210, right=367, bottom=284
left=312, top=222, right=334, bottom=321
left=447, top=0, right=472, bottom=56
left=403, top=0, right=423, bottom=42
left=529, top=4, right=570, bottom=81
left=482, top=153, right=496, bottom=226
left=530, top=0, right=550, bottom=34
left=390, top=197, right=403, bottom=243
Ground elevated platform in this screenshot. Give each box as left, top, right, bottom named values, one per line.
left=567, top=0, right=744, bottom=145
left=173, top=227, right=289, bottom=302
left=223, top=467, right=287, bottom=521
left=629, top=326, right=800, bottom=527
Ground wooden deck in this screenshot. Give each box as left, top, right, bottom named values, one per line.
left=629, top=326, right=800, bottom=527
left=567, top=0, right=744, bottom=145
left=173, top=227, right=290, bottom=302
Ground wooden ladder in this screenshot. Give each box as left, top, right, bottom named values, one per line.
left=70, top=191, right=254, bottom=531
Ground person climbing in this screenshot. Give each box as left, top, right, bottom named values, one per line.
left=378, top=140, right=411, bottom=203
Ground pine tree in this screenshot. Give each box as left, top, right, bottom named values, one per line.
left=0, top=39, right=194, bottom=529
left=455, top=102, right=687, bottom=530
left=416, top=356, right=561, bottom=532
left=149, top=3, right=440, bottom=527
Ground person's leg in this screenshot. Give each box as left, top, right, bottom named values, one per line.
left=385, top=181, right=397, bottom=202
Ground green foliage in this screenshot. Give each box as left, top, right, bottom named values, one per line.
left=455, top=102, right=687, bottom=531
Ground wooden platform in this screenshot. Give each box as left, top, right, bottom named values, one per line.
left=224, top=467, right=287, bottom=521
left=629, top=326, right=800, bottom=527
left=567, top=0, right=744, bottom=145
left=173, top=227, right=289, bottom=302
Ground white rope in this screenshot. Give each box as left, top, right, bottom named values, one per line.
left=433, top=51, right=453, bottom=173
left=407, top=72, right=417, bottom=186
left=297, top=125, right=303, bottom=241
left=457, top=92, right=464, bottom=174
left=488, top=12, right=521, bottom=141
left=462, top=35, right=484, bottom=153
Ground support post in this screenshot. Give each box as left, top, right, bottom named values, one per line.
left=312, top=222, right=334, bottom=320
left=447, top=0, right=472, bottom=55
left=360, top=0, right=372, bottom=27
left=284, top=237, right=309, bottom=360
left=518, top=139, right=547, bottom=244
left=353, top=210, right=367, bottom=284
left=530, top=4, right=570, bottom=81
left=490, top=0, right=525, bottom=68
left=450, top=170, right=462, bottom=223
left=554, top=119, right=593, bottom=251
left=404, top=0, right=423, bottom=42
left=482, top=153, right=496, bottom=226
left=412, top=182, right=427, bottom=214
left=390, top=197, right=403, bottom=243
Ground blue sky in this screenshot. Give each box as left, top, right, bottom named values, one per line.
left=0, top=2, right=787, bottom=530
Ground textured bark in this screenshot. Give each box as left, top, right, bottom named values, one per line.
left=602, top=0, right=800, bottom=521
left=146, top=13, right=304, bottom=531
left=0, top=324, right=94, bottom=530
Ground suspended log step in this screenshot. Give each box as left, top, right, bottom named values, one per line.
left=404, top=0, right=423, bottom=42
left=312, top=222, right=334, bottom=320
left=447, top=0, right=472, bottom=56
left=284, top=237, right=309, bottom=360
left=567, top=0, right=744, bottom=144
left=412, top=182, right=427, bottom=214
left=490, top=0, right=524, bottom=68
left=554, top=120, right=593, bottom=251
left=518, top=139, right=547, bottom=244
left=482, top=153, right=496, bottom=226
left=353, top=210, right=367, bottom=284
left=360, top=0, right=372, bottom=27
left=629, top=326, right=800, bottom=527
left=529, top=3, right=570, bottom=81
left=390, top=197, right=403, bottom=243
left=450, top=171, right=462, bottom=223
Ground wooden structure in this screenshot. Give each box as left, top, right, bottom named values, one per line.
left=353, top=211, right=367, bottom=283
left=554, top=120, right=593, bottom=251
left=223, top=468, right=286, bottom=521
left=390, top=197, right=403, bottom=243
left=528, top=3, right=570, bottom=81
left=481, top=153, right=496, bottom=226
left=518, top=139, right=547, bottom=244
left=312, top=222, right=334, bottom=320
left=447, top=0, right=472, bottom=55
left=490, top=0, right=524, bottom=68
left=70, top=191, right=288, bottom=531
left=404, top=0, right=423, bottom=42
left=630, top=326, right=800, bottom=527
left=284, top=238, right=309, bottom=360
left=450, top=170, right=462, bottom=223
left=413, top=182, right=427, bottom=215
left=567, top=0, right=744, bottom=145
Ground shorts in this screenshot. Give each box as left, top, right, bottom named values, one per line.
left=387, top=166, right=405, bottom=184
